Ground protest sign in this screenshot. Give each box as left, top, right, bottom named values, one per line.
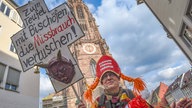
left=11, top=0, right=85, bottom=92
left=11, top=0, right=84, bottom=72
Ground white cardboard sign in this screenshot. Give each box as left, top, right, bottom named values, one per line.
left=11, top=0, right=84, bottom=72
left=11, top=0, right=84, bottom=92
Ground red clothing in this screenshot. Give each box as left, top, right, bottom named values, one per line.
left=93, top=88, right=152, bottom=108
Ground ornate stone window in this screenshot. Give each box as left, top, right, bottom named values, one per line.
left=76, top=5, right=84, bottom=19
left=90, top=59, right=96, bottom=76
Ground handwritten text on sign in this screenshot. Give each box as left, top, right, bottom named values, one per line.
left=11, top=0, right=84, bottom=72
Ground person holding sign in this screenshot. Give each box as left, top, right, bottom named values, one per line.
left=83, top=55, right=153, bottom=108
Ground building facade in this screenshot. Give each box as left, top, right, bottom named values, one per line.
left=65, top=0, right=111, bottom=107
left=165, top=70, right=192, bottom=106
left=42, top=91, right=67, bottom=108
left=42, top=0, right=126, bottom=107
left=0, top=0, right=40, bottom=108
left=136, top=0, right=192, bottom=63
left=148, top=82, right=169, bottom=108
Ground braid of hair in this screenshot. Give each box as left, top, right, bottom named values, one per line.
left=120, top=73, right=146, bottom=95
left=84, top=77, right=100, bottom=103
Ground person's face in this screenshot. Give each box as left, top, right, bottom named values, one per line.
left=101, top=71, right=120, bottom=90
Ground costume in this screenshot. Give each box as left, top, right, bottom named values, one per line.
left=94, top=87, right=135, bottom=108
left=84, top=55, right=151, bottom=108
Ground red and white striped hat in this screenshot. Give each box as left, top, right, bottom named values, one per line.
left=96, top=55, right=121, bottom=80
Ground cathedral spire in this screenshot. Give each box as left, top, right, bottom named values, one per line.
left=41, top=0, right=112, bottom=107
left=67, top=0, right=101, bottom=41
left=67, top=0, right=110, bottom=55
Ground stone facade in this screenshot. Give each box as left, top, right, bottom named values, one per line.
left=148, top=82, right=169, bottom=108
left=66, top=0, right=111, bottom=107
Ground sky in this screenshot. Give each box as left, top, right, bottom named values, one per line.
left=14, top=0, right=191, bottom=106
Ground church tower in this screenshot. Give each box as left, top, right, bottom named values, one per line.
left=66, top=0, right=111, bottom=107
left=42, top=1, right=127, bottom=108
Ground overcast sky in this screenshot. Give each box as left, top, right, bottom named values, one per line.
left=15, top=0, right=191, bottom=106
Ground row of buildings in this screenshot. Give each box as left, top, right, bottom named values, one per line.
left=148, top=70, right=192, bottom=107
left=41, top=69, right=192, bottom=108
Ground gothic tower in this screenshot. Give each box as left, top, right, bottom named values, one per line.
left=66, top=0, right=111, bottom=107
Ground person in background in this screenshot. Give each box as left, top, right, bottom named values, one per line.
left=83, top=55, right=153, bottom=108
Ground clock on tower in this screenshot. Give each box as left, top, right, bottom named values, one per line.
left=83, top=43, right=96, bottom=54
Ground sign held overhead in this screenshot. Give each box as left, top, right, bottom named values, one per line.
left=11, top=0, right=85, bottom=92
left=11, top=0, right=84, bottom=72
